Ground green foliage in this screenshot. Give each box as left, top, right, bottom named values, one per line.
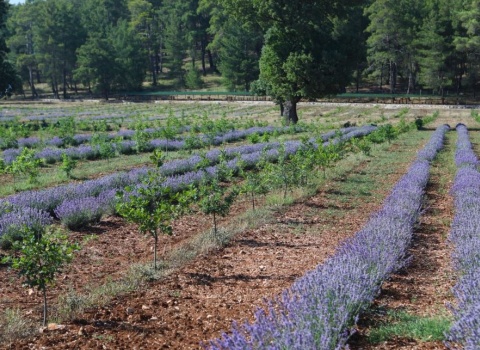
left=184, top=134, right=204, bottom=150
left=57, top=117, right=76, bottom=140
left=197, top=177, right=238, bottom=238
left=185, top=67, right=204, bottom=89
left=99, top=142, right=116, bottom=162
left=365, top=0, right=421, bottom=94
left=2, top=229, right=79, bottom=326
left=263, top=144, right=299, bottom=199
left=368, top=124, right=398, bottom=144
left=60, top=154, right=77, bottom=179
left=238, top=156, right=270, bottom=211
left=247, top=132, right=260, bottom=144
left=116, top=171, right=195, bottom=269
left=75, top=18, right=145, bottom=99
left=256, top=1, right=364, bottom=123
left=217, top=20, right=262, bottom=91
left=133, top=130, right=150, bottom=153
left=315, top=143, right=341, bottom=179
left=197, top=154, right=238, bottom=237
left=150, top=149, right=165, bottom=168
left=415, top=118, right=424, bottom=130
left=160, top=125, right=177, bottom=152
left=350, top=137, right=373, bottom=156
left=0, top=128, right=18, bottom=149
left=5, top=148, right=43, bottom=188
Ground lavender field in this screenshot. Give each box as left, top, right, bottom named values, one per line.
left=0, top=101, right=478, bottom=349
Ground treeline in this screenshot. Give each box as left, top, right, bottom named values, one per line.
left=0, top=0, right=264, bottom=100
left=0, top=0, right=479, bottom=121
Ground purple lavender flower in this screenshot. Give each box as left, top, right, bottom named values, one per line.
left=54, top=197, right=105, bottom=229
left=446, top=124, right=480, bottom=349
left=46, top=136, right=64, bottom=148
left=0, top=206, right=53, bottom=248
left=17, top=137, right=40, bottom=148
left=206, top=124, right=448, bottom=350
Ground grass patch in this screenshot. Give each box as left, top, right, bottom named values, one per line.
left=0, top=309, right=36, bottom=343
left=367, top=310, right=451, bottom=343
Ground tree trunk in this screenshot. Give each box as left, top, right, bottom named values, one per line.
left=63, top=67, right=67, bottom=99
left=213, top=211, right=217, bottom=237
left=51, top=79, right=59, bottom=99
left=207, top=49, right=215, bottom=72
left=279, top=102, right=284, bottom=116
left=153, top=234, right=157, bottom=270
left=380, top=63, right=383, bottom=92
left=356, top=65, right=361, bottom=93
left=201, top=39, right=207, bottom=76
left=28, top=67, right=37, bottom=98
left=389, top=61, right=397, bottom=94
left=283, top=99, right=299, bottom=125
left=42, top=287, right=47, bottom=327
left=407, top=71, right=413, bottom=94
left=151, top=51, right=157, bottom=86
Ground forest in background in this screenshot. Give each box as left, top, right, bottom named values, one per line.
left=0, top=0, right=479, bottom=122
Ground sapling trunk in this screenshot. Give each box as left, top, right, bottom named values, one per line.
left=213, top=211, right=217, bottom=237
left=251, top=192, right=255, bottom=211
left=154, top=234, right=158, bottom=270
left=42, top=287, right=47, bottom=327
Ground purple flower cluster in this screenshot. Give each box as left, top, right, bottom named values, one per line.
left=46, top=136, right=64, bottom=147
left=0, top=126, right=375, bottom=230
left=206, top=125, right=449, bottom=350
left=17, top=137, right=40, bottom=148
left=2, top=148, right=21, bottom=164
left=54, top=196, right=105, bottom=230
left=0, top=205, right=53, bottom=248
left=1, top=125, right=299, bottom=164
left=446, top=124, right=480, bottom=349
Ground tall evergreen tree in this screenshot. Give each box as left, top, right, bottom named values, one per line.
left=453, top=0, right=480, bottom=95
left=34, top=0, right=85, bottom=98
left=6, top=2, right=38, bottom=97
left=162, top=1, right=188, bottom=87
left=128, top=0, right=162, bottom=86
left=0, top=0, right=20, bottom=96
left=415, top=0, right=455, bottom=96
left=217, top=20, right=262, bottom=91
left=365, top=0, right=422, bottom=93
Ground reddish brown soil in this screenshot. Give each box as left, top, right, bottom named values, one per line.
left=0, top=134, right=431, bottom=350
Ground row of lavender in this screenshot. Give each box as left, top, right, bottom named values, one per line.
left=2, top=125, right=305, bottom=164
left=206, top=124, right=450, bottom=349
left=446, top=124, right=480, bottom=349
left=0, top=126, right=375, bottom=239
left=6, top=126, right=191, bottom=149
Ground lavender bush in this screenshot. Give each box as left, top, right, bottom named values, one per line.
left=446, top=124, right=480, bottom=349
left=206, top=124, right=449, bottom=350
left=0, top=206, right=53, bottom=249
left=54, top=197, right=105, bottom=230
left=1, top=125, right=303, bottom=164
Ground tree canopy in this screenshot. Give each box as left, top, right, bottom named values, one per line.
left=1, top=0, right=480, bottom=120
